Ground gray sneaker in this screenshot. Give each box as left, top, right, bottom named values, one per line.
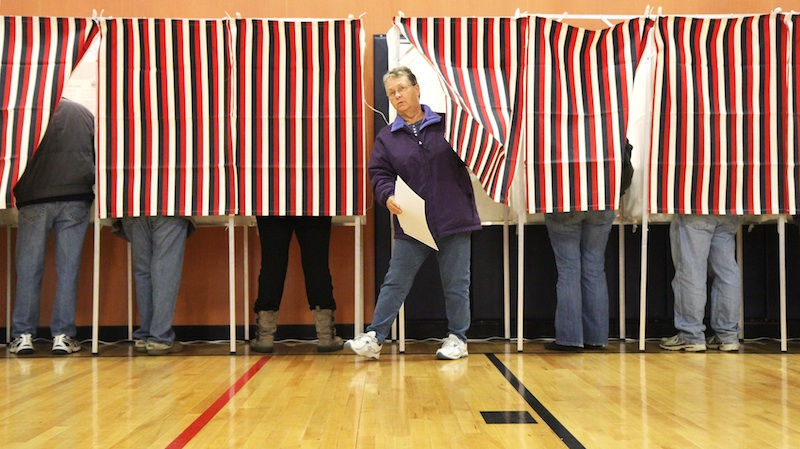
left=9, top=333, right=34, bottom=355
left=52, top=334, right=81, bottom=354
left=707, top=335, right=740, bottom=352
left=134, top=339, right=148, bottom=353
left=659, top=335, right=706, bottom=352
left=146, top=341, right=183, bottom=355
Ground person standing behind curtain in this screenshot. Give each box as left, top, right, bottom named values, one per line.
left=660, top=214, right=742, bottom=352
left=249, top=216, right=343, bottom=353
left=114, top=217, right=194, bottom=355
left=344, top=66, right=481, bottom=360
left=9, top=98, right=95, bottom=355
left=542, top=141, right=633, bottom=352
left=543, top=210, right=616, bottom=352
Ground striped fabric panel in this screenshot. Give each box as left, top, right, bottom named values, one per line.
left=0, top=16, right=97, bottom=209
left=649, top=14, right=791, bottom=215
left=394, top=16, right=529, bottom=204
left=789, top=14, right=800, bottom=213
left=97, top=18, right=234, bottom=218
left=527, top=17, right=652, bottom=213
left=235, top=18, right=366, bottom=216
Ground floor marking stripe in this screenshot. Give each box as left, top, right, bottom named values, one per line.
left=486, top=353, right=585, bottom=449
left=166, top=355, right=271, bottom=449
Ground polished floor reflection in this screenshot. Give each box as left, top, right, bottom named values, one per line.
left=1, top=339, right=799, bottom=448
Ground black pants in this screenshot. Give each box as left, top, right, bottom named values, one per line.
left=254, top=216, right=336, bottom=312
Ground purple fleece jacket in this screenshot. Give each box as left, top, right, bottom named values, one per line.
left=368, top=104, right=481, bottom=242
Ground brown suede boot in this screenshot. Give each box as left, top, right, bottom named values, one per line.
left=250, top=310, right=278, bottom=353
left=311, top=307, right=344, bottom=352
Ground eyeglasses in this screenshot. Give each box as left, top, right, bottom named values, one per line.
left=386, top=84, right=414, bottom=98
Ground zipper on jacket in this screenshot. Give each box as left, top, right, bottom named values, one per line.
left=404, top=126, right=432, bottom=191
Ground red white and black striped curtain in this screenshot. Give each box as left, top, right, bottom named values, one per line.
left=235, top=18, right=366, bottom=216
left=97, top=18, right=234, bottom=218
left=394, top=16, right=529, bottom=205
left=0, top=16, right=97, bottom=209
left=649, top=14, right=792, bottom=215
left=526, top=17, right=652, bottom=213
left=788, top=14, right=800, bottom=211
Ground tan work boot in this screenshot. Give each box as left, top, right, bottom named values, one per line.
left=311, top=307, right=344, bottom=352
left=251, top=310, right=278, bottom=353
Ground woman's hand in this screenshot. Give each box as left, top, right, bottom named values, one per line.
left=386, top=196, right=403, bottom=214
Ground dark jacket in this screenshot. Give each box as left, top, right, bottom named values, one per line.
left=369, top=104, right=481, bottom=241
left=13, top=98, right=95, bottom=207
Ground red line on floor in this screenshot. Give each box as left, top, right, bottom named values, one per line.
left=165, top=356, right=271, bottom=449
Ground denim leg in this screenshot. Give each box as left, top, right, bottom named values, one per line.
left=294, top=217, right=336, bottom=310
left=148, top=217, right=189, bottom=344
left=670, top=215, right=713, bottom=343
left=124, top=217, right=154, bottom=341
left=708, top=217, right=742, bottom=343
left=12, top=204, right=52, bottom=338
left=50, top=201, right=91, bottom=337
left=435, top=232, right=472, bottom=342
left=545, top=213, right=584, bottom=346
left=367, top=238, right=431, bottom=344
left=254, top=216, right=294, bottom=312
left=580, top=210, right=614, bottom=346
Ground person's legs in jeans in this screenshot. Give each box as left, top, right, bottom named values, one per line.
left=124, top=217, right=154, bottom=341
left=580, top=210, right=614, bottom=346
left=254, top=216, right=294, bottom=312
left=294, top=216, right=336, bottom=310
left=708, top=216, right=742, bottom=343
left=435, top=232, right=472, bottom=342
left=12, top=203, right=52, bottom=338
left=670, top=215, right=713, bottom=343
left=147, top=217, right=188, bottom=344
left=50, top=200, right=91, bottom=337
left=545, top=212, right=584, bottom=346
left=367, top=238, right=431, bottom=344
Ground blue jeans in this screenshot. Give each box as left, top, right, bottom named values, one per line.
left=544, top=210, right=615, bottom=347
left=122, top=216, right=189, bottom=345
left=670, top=214, right=742, bottom=344
left=367, top=232, right=472, bottom=344
left=12, top=200, right=92, bottom=338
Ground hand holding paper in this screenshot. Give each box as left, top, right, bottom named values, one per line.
left=393, top=176, right=438, bottom=250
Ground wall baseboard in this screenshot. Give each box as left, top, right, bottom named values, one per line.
left=2, top=320, right=793, bottom=344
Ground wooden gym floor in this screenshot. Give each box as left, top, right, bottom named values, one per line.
left=1, top=338, right=800, bottom=448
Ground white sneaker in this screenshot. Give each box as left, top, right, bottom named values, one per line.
left=9, top=333, right=34, bottom=355
left=707, top=334, right=740, bottom=352
left=345, top=331, right=382, bottom=360
left=134, top=339, right=148, bottom=353
left=659, top=334, right=706, bottom=352
left=146, top=341, right=183, bottom=355
left=52, top=334, right=81, bottom=354
left=436, top=334, right=468, bottom=360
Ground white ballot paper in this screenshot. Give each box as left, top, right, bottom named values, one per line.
left=394, top=176, right=438, bottom=251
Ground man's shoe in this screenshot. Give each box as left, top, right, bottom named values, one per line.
left=52, top=334, right=82, bottom=354
left=583, top=344, right=606, bottom=351
left=436, top=334, right=468, bottom=360
left=707, top=335, right=740, bottom=352
left=134, top=339, right=148, bottom=353
left=344, top=331, right=382, bottom=360
left=9, top=333, right=34, bottom=355
left=146, top=341, right=183, bottom=355
left=544, top=341, right=581, bottom=352
left=659, top=335, right=706, bottom=352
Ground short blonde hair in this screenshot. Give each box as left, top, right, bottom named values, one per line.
left=383, top=66, right=418, bottom=87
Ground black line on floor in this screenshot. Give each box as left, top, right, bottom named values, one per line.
left=480, top=410, right=537, bottom=424
left=486, top=353, right=585, bottom=449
